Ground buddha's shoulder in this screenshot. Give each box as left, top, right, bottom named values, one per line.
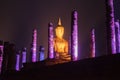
left=62, top=39, right=68, bottom=43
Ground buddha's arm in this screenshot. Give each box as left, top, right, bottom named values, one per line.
left=65, top=41, right=68, bottom=53
left=53, top=39, right=57, bottom=52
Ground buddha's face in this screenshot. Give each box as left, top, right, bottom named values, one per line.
left=55, top=27, right=64, bottom=39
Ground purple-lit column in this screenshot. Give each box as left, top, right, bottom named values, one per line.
left=106, top=0, right=116, bottom=54
left=0, top=41, right=3, bottom=73
left=32, top=29, right=37, bottom=62
left=115, top=20, right=120, bottom=53
left=90, top=29, right=95, bottom=58
left=15, top=51, right=20, bottom=71
left=71, top=10, right=78, bottom=61
left=48, top=22, right=54, bottom=59
left=39, top=46, right=45, bottom=61
left=22, top=48, right=27, bottom=63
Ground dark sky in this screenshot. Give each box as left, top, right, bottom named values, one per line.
left=0, top=0, right=120, bottom=59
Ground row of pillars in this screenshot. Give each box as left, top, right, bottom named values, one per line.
left=0, top=41, right=45, bottom=74
left=32, top=0, right=120, bottom=62
left=48, top=11, right=79, bottom=61
left=106, top=0, right=120, bottom=54
left=48, top=11, right=96, bottom=61
left=0, top=0, right=118, bottom=73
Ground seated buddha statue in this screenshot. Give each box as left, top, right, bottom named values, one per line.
left=54, top=18, right=69, bottom=59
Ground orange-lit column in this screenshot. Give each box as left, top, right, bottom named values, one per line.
left=90, top=29, right=95, bottom=58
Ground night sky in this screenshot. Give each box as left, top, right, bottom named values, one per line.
left=0, top=0, right=120, bottom=59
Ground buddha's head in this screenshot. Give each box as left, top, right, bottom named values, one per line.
left=55, top=18, right=64, bottom=39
